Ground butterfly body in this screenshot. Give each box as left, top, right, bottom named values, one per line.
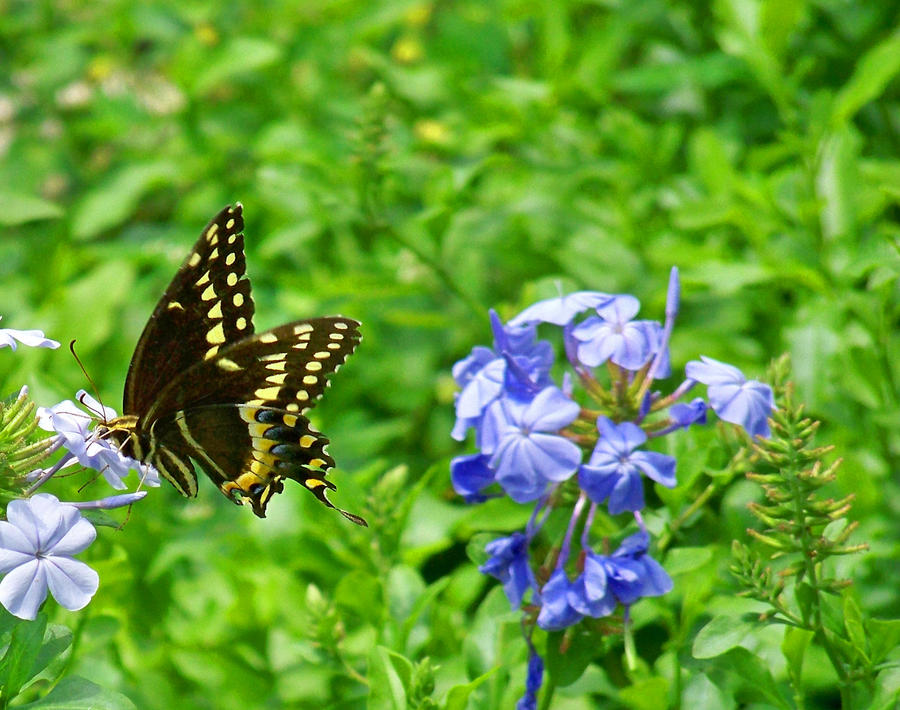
left=104, top=204, right=364, bottom=524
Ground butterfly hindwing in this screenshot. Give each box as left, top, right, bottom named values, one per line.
left=123, top=204, right=255, bottom=415
left=148, top=403, right=362, bottom=520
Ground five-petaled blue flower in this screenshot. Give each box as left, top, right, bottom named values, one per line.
left=480, top=533, right=537, bottom=609
left=686, top=356, right=774, bottom=438
left=450, top=453, right=496, bottom=503
left=571, top=295, right=669, bottom=374
left=579, top=417, right=676, bottom=514
left=480, top=387, right=581, bottom=502
left=0, top=494, right=99, bottom=620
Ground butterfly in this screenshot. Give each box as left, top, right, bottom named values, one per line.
left=104, top=203, right=365, bottom=525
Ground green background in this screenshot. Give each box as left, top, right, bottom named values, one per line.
left=1, top=0, right=899, bottom=707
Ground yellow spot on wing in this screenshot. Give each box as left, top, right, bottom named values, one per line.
left=236, top=317, right=247, bottom=330
left=283, top=414, right=299, bottom=428
left=266, top=361, right=287, bottom=371
left=195, top=270, right=211, bottom=286
left=314, top=351, right=330, bottom=360
left=226, top=218, right=235, bottom=229
left=227, top=272, right=238, bottom=287
left=205, top=345, right=219, bottom=359
left=189, top=252, right=202, bottom=267
left=266, top=372, right=288, bottom=385
left=201, top=283, right=216, bottom=301
left=286, top=403, right=300, bottom=411
left=259, top=333, right=278, bottom=344
left=335, top=322, right=348, bottom=330
left=226, top=253, right=236, bottom=266
left=207, top=322, right=226, bottom=345
left=167, top=301, right=184, bottom=311
left=207, top=301, right=223, bottom=319
left=295, top=391, right=309, bottom=402
left=294, top=324, right=313, bottom=335
left=255, top=386, right=281, bottom=400
left=206, top=225, right=218, bottom=239
left=233, top=292, right=244, bottom=307
left=299, top=434, right=316, bottom=448
left=305, top=478, right=326, bottom=489
left=306, top=361, right=323, bottom=372
left=302, top=375, right=317, bottom=385
left=216, top=358, right=242, bottom=371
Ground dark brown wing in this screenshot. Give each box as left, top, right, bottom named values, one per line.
left=143, top=317, right=363, bottom=521
left=123, top=204, right=255, bottom=415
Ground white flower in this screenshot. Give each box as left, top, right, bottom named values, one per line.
left=0, top=494, right=99, bottom=620
left=37, top=390, right=159, bottom=489
left=0, top=316, right=60, bottom=351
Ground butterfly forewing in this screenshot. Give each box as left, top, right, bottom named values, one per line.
left=143, top=317, right=361, bottom=423
left=123, top=204, right=255, bottom=415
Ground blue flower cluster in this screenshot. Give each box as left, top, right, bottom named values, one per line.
left=449, top=270, right=774, bottom=705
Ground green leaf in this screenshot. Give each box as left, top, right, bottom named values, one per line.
left=618, top=677, right=669, bottom=710
left=831, top=31, right=900, bottom=126
left=545, top=628, right=597, bottom=687
left=193, top=37, right=282, bottom=94
left=719, top=647, right=792, bottom=709
left=662, top=546, right=714, bottom=575
left=0, top=614, right=47, bottom=700
left=0, top=193, right=63, bottom=226
left=367, top=646, right=411, bottom=710
left=683, top=673, right=735, bottom=710
left=867, top=618, right=900, bottom=665
left=692, top=616, right=755, bottom=659
left=843, top=593, right=868, bottom=663
left=15, top=676, right=137, bottom=709
left=781, top=626, right=813, bottom=687
left=442, top=668, right=497, bottom=710
left=70, top=162, right=177, bottom=240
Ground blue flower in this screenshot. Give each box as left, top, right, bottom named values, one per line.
left=569, top=531, right=672, bottom=617
left=669, top=397, right=708, bottom=430
left=578, top=418, right=676, bottom=514
left=609, top=530, right=672, bottom=601
left=450, top=453, right=496, bottom=503
left=571, top=296, right=669, bottom=373
left=479, top=533, right=537, bottom=609
left=37, top=392, right=160, bottom=489
left=0, top=494, right=98, bottom=620
left=685, top=356, right=774, bottom=438
left=536, top=568, right=583, bottom=630
left=481, top=387, right=581, bottom=503
left=516, top=648, right=544, bottom=710
left=509, top=291, right=613, bottom=327
left=0, top=317, right=59, bottom=351
left=568, top=552, right=617, bottom=618
left=452, top=312, right=553, bottom=441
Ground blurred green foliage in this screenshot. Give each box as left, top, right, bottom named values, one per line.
left=1, top=0, right=899, bottom=707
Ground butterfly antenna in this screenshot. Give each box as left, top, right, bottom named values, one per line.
left=69, top=339, right=110, bottom=424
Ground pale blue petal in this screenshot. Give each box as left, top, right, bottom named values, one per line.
left=509, top=291, right=613, bottom=326
left=607, top=471, right=645, bottom=514
left=0, top=559, right=48, bottom=620
left=685, top=356, right=744, bottom=386
left=523, top=387, right=579, bottom=431
left=48, top=517, right=96, bottom=556
left=631, top=451, right=677, bottom=488
left=44, top=557, right=99, bottom=611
